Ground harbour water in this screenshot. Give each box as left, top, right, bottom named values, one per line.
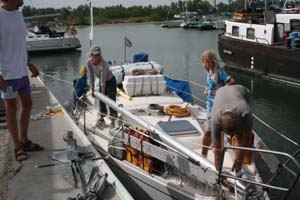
left=31, top=23, right=300, bottom=198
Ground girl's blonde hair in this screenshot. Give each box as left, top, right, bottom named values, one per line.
left=201, top=49, right=218, bottom=70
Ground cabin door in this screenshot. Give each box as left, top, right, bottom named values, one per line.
left=274, top=23, right=284, bottom=43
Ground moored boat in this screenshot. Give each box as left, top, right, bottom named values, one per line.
left=27, top=25, right=81, bottom=53
left=197, top=20, right=216, bottom=30
left=161, top=19, right=184, bottom=28
left=218, top=2, right=300, bottom=86
left=65, top=57, right=300, bottom=199
left=25, top=14, right=81, bottom=53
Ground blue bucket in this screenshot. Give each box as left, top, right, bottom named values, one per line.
left=289, top=32, right=298, bottom=47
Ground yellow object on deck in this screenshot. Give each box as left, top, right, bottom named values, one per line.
left=117, top=88, right=132, bottom=101
left=79, top=65, right=87, bottom=76
left=231, top=132, right=254, bottom=165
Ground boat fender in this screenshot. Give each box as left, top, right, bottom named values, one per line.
left=230, top=132, right=254, bottom=164
left=108, top=127, right=126, bottom=160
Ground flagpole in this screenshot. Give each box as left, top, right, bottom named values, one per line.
left=124, top=40, right=126, bottom=63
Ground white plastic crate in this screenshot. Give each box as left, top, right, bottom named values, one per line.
left=123, top=74, right=166, bottom=96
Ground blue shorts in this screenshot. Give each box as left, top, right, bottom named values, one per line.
left=1, top=76, right=31, bottom=99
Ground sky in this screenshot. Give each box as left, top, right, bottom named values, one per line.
left=23, top=0, right=173, bottom=8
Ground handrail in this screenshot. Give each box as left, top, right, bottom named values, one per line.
left=185, top=78, right=300, bottom=149
left=218, top=146, right=300, bottom=200
left=224, top=32, right=271, bottom=45
left=41, top=71, right=300, bottom=199
left=40, top=72, right=300, bottom=153
left=94, top=91, right=217, bottom=170
left=253, top=113, right=300, bottom=147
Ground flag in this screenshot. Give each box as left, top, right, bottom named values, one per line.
left=124, top=36, right=132, bottom=47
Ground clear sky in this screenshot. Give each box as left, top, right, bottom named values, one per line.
left=23, top=0, right=172, bottom=8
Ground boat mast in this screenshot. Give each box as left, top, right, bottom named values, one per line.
left=213, top=0, right=216, bottom=14
left=89, top=0, right=94, bottom=47
left=167, top=0, right=172, bottom=21
left=185, top=0, right=188, bottom=20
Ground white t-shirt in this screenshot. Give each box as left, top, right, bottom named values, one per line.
left=0, top=8, right=28, bottom=80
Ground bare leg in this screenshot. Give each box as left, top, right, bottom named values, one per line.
left=201, top=131, right=211, bottom=156
left=18, top=92, right=32, bottom=143
left=4, top=98, right=21, bottom=149
left=213, top=141, right=222, bottom=171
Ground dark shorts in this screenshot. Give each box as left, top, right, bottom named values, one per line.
left=212, top=113, right=253, bottom=143
left=1, top=76, right=30, bottom=99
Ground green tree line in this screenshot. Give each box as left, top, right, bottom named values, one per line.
left=22, top=0, right=241, bottom=25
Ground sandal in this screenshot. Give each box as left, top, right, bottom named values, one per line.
left=22, top=140, right=44, bottom=152
left=15, top=148, right=27, bottom=161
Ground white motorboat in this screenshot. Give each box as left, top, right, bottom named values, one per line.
left=27, top=25, right=81, bottom=53
left=25, top=14, right=81, bottom=53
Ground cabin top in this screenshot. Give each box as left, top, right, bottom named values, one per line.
left=224, top=12, right=300, bottom=45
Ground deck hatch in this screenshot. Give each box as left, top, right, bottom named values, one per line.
left=157, top=120, right=198, bottom=136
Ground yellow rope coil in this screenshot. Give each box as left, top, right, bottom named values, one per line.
left=165, top=105, right=190, bottom=117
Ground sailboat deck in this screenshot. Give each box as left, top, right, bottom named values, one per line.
left=84, top=92, right=237, bottom=171
left=72, top=80, right=270, bottom=200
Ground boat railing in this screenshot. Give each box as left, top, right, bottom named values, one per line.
left=224, top=32, right=271, bottom=45
left=218, top=146, right=300, bottom=200
left=44, top=71, right=299, bottom=168
left=176, top=78, right=300, bottom=185
left=187, top=79, right=300, bottom=148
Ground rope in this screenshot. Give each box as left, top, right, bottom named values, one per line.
left=253, top=114, right=300, bottom=147
left=39, top=72, right=93, bottom=111
left=40, top=72, right=73, bottom=85
left=166, top=85, right=206, bottom=104
left=189, top=80, right=207, bottom=89
left=165, top=105, right=190, bottom=117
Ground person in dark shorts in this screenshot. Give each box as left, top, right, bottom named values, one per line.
left=0, top=0, right=44, bottom=161
left=211, top=85, right=253, bottom=172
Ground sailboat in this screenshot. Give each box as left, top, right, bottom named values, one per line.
left=67, top=57, right=300, bottom=199
left=161, top=0, right=184, bottom=28
left=64, top=0, right=300, bottom=199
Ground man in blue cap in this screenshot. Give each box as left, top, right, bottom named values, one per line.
left=86, top=46, right=117, bottom=127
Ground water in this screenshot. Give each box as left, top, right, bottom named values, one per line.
left=31, top=23, right=300, bottom=199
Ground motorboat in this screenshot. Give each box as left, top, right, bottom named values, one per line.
left=218, top=0, right=300, bottom=86
left=27, top=24, right=81, bottom=53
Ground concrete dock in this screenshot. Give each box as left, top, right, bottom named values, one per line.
left=0, top=77, right=129, bottom=200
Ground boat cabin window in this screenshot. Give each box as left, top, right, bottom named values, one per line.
left=290, top=19, right=300, bottom=32
left=246, top=28, right=255, bottom=39
left=232, top=26, right=239, bottom=37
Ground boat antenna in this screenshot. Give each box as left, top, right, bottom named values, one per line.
left=88, top=0, right=94, bottom=47
left=167, top=0, right=172, bottom=21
